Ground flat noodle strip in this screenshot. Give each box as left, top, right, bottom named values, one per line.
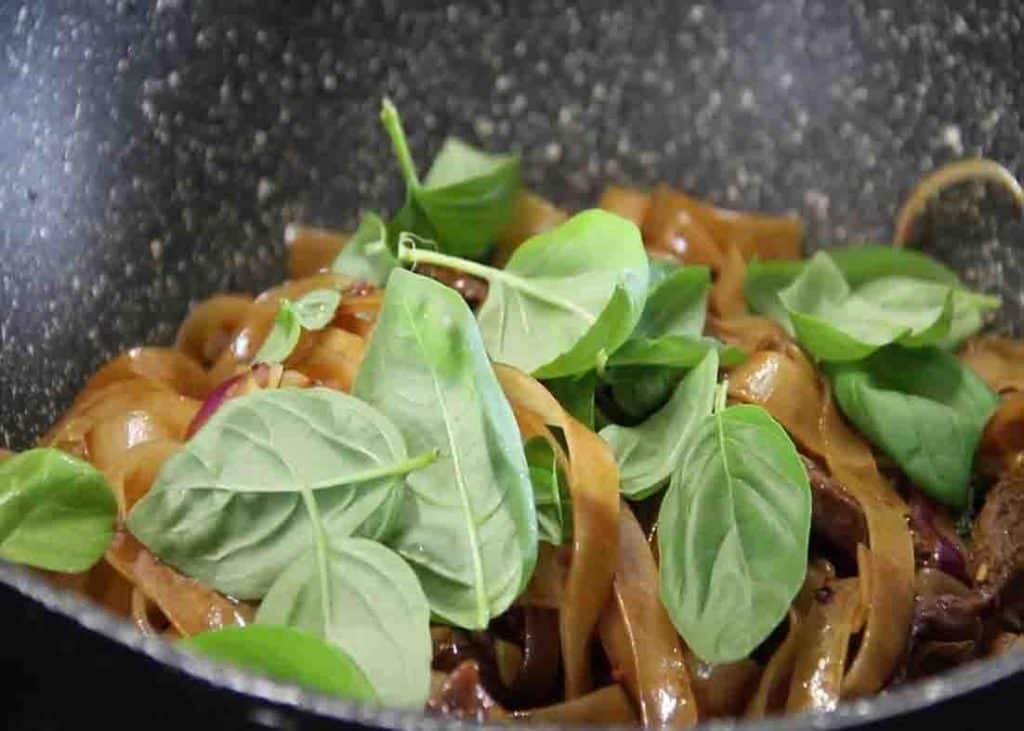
left=495, top=364, right=620, bottom=700
left=175, top=294, right=257, bottom=368
left=960, top=336, right=1024, bottom=394
left=106, top=530, right=253, bottom=637
left=598, top=501, right=698, bottom=728
left=708, top=243, right=748, bottom=320
left=786, top=577, right=863, bottom=713
left=728, top=348, right=915, bottom=697
left=598, top=185, right=651, bottom=227
left=82, top=347, right=212, bottom=401
left=512, top=685, right=637, bottom=725
left=744, top=610, right=801, bottom=719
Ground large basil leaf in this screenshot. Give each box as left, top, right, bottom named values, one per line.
left=332, top=212, right=397, bottom=286
left=256, top=536, right=431, bottom=708
left=779, top=252, right=956, bottom=362
left=127, top=387, right=435, bottom=599
left=352, top=269, right=537, bottom=629
left=658, top=402, right=811, bottom=663
left=605, top=336, right=743, bottom=370
left=633, top=266, right=710, bottom=339
left=381, top=100, right=519, bottom=259
left=525, top=438, right=571, bottom=546
left=543, top=372, right=598, bottom=429
left=608, top=366, right=686, bottom=423
left=398, top=209, right=650, bottom=379
left=182, top=625, right=376, bottom=702
left=0, top=448, right=116, bottom=572
left=601, top=350, right=718, bottom=500
left=829, top=347, right=998, bottom=508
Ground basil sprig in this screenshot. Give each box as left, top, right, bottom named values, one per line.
left=381, top=99, right=520, bottom=260
left=658, top=386, right=811, bottom=663
left=0, top=448, right=116, bottom=572
left=331, top=211, right=397, bottom=286
left=253, top=288, right=342, bottom=364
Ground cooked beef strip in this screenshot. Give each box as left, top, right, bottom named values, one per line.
left=972, top=471, right=1024, bottom=630
left=800, top=455, right=868, bottom=559
left=427, top=660, right=504, bottom=722
left=416, top=263, right=489, bottom=309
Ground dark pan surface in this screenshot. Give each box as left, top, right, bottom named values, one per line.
left=1, top=1, right=1023, bottom=729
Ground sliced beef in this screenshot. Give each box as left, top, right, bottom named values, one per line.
left=908, top=489, right=971, bottom=582
left=972, top=471, right=1024, bottom=630
left=801, top=455, right=868, bottom=559
left=427, top=660, right=503, bottom=721
left=895, top=584, right=988, bottom=681
left=416, top=263, right=489, bottom=309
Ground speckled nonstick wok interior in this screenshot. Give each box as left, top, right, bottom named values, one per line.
left=2, top=2, right=1023, bottom=729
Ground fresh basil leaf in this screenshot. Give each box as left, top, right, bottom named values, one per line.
left=608, top=366, right=685, bottom=424
left=398, top=209, right=650, bottom=379
left=658, top=400, right=811, bottom=663
left=745, top=245, right=963, bottom=332
left=253, top=288, right=342, bottom=364
left=633, top=266, right=710, bottom=339
left=605, top=335, right=744, bottom=370
left=829, top=347, right=998, bottom=508
left=291, top=289, right=342, bottom=329
left=253, top=300, right=301, bottom=364
left=779, top=252, right=955, bottom=362
left=601, top=350, right=718, bottom=500
left=543, top=372, right=597, bottom=429
left=256, top=536, right=431, bottom=708
left=332, top=212, right=397, bottom=286
left=381, top=100, right=519, bottom=260
left=352, top=269, right=537, bottom=629
left=182, top=625, right=376, bottom=702
left=127, top=387, right=436, bottom=599
left=0, top=448, right=116, bottom=572
left=524, top=437, right=571, bottom=546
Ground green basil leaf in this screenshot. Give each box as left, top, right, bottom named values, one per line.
left=605, top=335, right=744, bottom=370
left=0, top=448, right=116, bottom=572
left=256, top=536, right=431, bottom=708
left=352, top=269, right=537, bottom=629
left=253, top=288, right=342, bottom=364
left=381, top=100, right=519, bottom=260
left=608, top=366, right=685, bottom=423
left=399, top=209, right=650, bottom=379
left=779, top=252, right=954, bottom=362
left=658, top=401, right=811, bottom=663
left=182, top=625, right=376, bottom=702
left=829, top=347, right=998, bottom=508
left=127, top=387, right=436, bottom=599
left=332, top=212, right=397, bottom=286
left=253, top=301, right=301, bottom=364
left=745, top=245, right=963, bottom=331
left=543, top=372, right=597, bottom=429
left=291, top=289, right=342, bottom=330
left=524, top=438, right=571, bottom=546
left=633, top=265, right=710, bottom=339
left=601, top=350, right=718, bottom=500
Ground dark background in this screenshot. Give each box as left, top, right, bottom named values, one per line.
left=1, top=1, right=1023, bottom=729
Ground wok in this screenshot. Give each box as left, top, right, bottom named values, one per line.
left=1, top=1, right=1023, bottom=728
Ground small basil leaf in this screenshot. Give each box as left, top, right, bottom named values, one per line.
left=543, top=371, right=597, bottom=429
left=608, top=366, right=685, bottom=423
left=524, top=437, right=571, bottom=546
left=253, top=300, right=301, bottom=364
left=256, top=536, right=431, bottom=708
left=658, top=403, right=811, bottom=663
left=291, top=289, right=343, bottom=330
left=332, top=212, right=397, bottom=286
left=353, top=269, right=537, bottom=629
left=829, top=347, right=998, bottom=508
left=601, top=350, right=718, bottom=500
left=0, top=448, right=116, bottom=572
left=381, top=100, right=519, bottom=260
left=127, top=387, right=435, bottom=599
left=605, top=335, right=744, bottom=370
left=182, top=625, right=376, bottom=702
left=633, top=265, right=710, bottom=339
left=399, top=209, right=650, bottom=379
